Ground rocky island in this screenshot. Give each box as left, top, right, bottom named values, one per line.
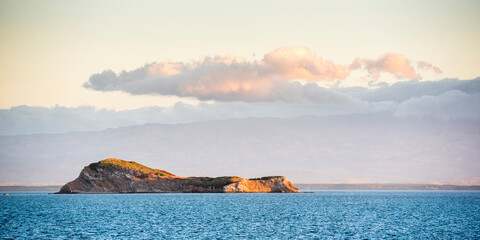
left=58, top=158, right=299, bottom=193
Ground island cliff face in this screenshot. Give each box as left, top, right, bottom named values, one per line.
left=58, top=159, right=299, bottom=193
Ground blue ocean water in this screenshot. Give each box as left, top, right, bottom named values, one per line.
left=1, top=191, right=479, bottom=239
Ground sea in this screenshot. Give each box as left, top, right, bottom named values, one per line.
left=1, top=191, right=479, bottom=239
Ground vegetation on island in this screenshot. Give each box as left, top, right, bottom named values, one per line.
left=88, top=158, right=175, bottom=178
left=249, top=176, right=285, bottom=181
left=187, top=176, right=243, bottom=188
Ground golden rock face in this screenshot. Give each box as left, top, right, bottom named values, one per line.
left=58, top=158, right=300, bottom=194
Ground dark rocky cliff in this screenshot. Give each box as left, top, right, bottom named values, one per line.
left=58, top=158, right=299, bottom=193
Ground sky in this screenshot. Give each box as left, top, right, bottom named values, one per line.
left=0, top=0, right=479, bottom=185
left=1, top=0, right=479, bottom=110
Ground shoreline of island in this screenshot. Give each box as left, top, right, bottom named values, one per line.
left=2, top=183, right=480, bottom=192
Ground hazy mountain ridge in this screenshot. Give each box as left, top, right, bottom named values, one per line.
left=296, top=184, right=480, bottom=190
left=0, top=114, right=479, bottom=185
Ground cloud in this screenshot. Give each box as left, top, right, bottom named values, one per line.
left=85, top=47, right=355, bottom=104
left=263, top=47, right=351, bottom=81
left=350, top=53, right=420, bottom=79
left=0, top=100, right=364, bottom=136
left=342, top=77, right=480, bottom=102
left=417, top=60, right=442, bottom=74
left=394, top=90, right=480, bottom=120
left=4, top=78, right=480, bottom=136
left=85, top=48, right=443, bottom=103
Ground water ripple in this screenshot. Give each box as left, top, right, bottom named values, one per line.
left=1, top=191, right=479, bottom=239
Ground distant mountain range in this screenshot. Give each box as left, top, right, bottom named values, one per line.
left=0, top=185, right=61, bottom=191
left=1, top=113, right=479, bottom=185
left=296, top=184, right=480, bottom=190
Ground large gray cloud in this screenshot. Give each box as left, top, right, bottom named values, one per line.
left=0, top=102, right=365, bottom=136
left=394, top=90, right=480, bottom=120
left=2, top=78, right=479, bottom=136
left=337, top=77, right=480, bottom=102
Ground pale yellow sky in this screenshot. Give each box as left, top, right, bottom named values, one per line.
left=1, top=0, right=479, bottom=110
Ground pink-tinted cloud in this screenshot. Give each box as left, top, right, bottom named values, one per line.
left=351, top=53, right=420, bottom=79
left=85, top=47, right=355, bottom=104
left=85, top=47, right=441, bottom=103
left=417, top=60, right=442, bottom=74
left=263, top=47, right=350, bottom=81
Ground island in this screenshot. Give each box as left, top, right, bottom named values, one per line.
left=58, top=158, right=299, bottom=193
